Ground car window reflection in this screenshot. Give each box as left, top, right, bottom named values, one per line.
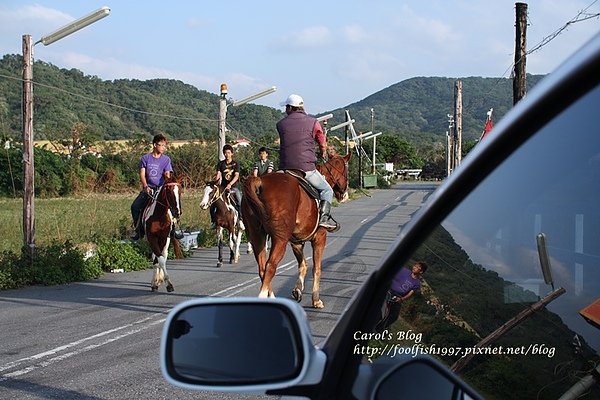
left=370, top=85, right=600, bottom=398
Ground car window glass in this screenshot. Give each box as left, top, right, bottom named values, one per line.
left=370, top=85, right=600, bottom=399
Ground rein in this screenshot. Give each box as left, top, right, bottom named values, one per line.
left=321, top=158, right=349, bottom=192
left=154, top=182, right=180, bottom=212
left=206, top=184, right=226, bottom=207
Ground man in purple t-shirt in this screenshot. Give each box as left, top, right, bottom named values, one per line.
left=375, top=261, right=428, bottom=333
left=130, top=134, right=174, bottom=240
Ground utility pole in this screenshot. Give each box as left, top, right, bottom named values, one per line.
left=514, top=2, right=528, bottom=105
left=371, top=108, right=376, bottom=174
left=218, top=84, right=228, bottom=161
left=446, top=114, right=454, bottom=176
left=451, top=287, right=566, bottom=373
left=20, top=7, right=110, bottom=252
left=22, top=35, right=35, bottom=252
left=453, top=80, right=462, bottom=169
left=358, top=135, right=363, bottom=188
left=344, top=110, right=350, bottom=155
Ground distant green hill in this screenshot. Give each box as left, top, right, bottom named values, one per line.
left=0, top=54, right=283, bottom=141
left=0, top=54, right=544, bottom=146
left=404, top=225, right=598, bottom=399
left=327, top=74, right=545, bottom=144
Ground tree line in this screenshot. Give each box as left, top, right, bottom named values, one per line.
left=1, top=123, right=432, bottom=198
left=1, top=54, right=545, bottom=178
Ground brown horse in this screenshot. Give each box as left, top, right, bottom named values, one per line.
left=242, top=153, right=351, bottom=308
left=145, top=175, right=184, bottom=292
left=199, top=181, right=250, bottom=268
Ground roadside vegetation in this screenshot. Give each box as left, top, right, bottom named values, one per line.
left=0, top=133, right=408, bottom=290
left=0, top=57, right=451, bottom=290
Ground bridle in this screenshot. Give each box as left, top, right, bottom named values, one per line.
left=321, top=157, right=349, bottom=193
left=156, top=181, right=181, bottom=216
left=204, top=182, right=234, bottom=209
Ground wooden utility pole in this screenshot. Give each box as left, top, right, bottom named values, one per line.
left=371, top=108, right=376, bottom=174
left=514, top=2, right=528, bottom=105
left=218, top=84, right=227, bottom=161
left=344, top=110, right=350, bottom=157
left=453, top=80, right=462, bottom=169
left=446, top=113, right=454, bottom=176
left=451, top=287, right=565, bottom=373
left=22, top=34, right=35, bottom=252
left=446, top=131, right=452, bottom=177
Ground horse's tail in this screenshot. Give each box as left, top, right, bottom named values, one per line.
left=243, top=176, right=267, bottom=222
left=172, top=236, right=184, bottom=259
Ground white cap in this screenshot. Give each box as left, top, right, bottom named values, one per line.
left=280, top=94, right=304, bottom=107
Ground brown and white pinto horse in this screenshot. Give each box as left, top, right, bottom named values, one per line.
left=242, top=153, right=351, bottom=308
left=145, top=175, right=183, bottom=292
left=199, top=181, right=250, bottom=268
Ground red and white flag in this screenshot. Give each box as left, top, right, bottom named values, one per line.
left=479, top=108, right=493, bottom=141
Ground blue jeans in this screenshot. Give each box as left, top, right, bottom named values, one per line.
left=230, top=187, right=242, bottom=208
left=304, top=169, right=333, bottom=203
left=131, top=190, right=150, bottom=226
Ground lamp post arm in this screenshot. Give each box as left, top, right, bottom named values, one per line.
left=39, top=6, right=111, bottom=46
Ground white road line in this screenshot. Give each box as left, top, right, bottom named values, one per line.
left=0, top=237, right=335, bottom=379
left=0, top=317, right=163, bottom=380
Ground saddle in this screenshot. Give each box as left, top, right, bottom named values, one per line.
left=281, top=170, right=320, bottom=200
left=142, top=188, right=161, bottom=222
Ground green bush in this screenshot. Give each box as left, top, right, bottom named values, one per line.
left=0, top=241, right=104, bottom=289
left=91, top=238, right=150, bottom=272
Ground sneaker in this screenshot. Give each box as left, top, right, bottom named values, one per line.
left=319, top=219, right=340, bottom=232
left=173, top=230, right=184, bottom=240
left=130, top=230, right=141, bottom=241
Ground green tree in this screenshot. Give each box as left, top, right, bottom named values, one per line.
left=365, top=134, right=423, bottom=169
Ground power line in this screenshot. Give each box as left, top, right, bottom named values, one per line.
left=506, top=1, right=600, bottom=78
left=526, top=1, right=600, bottom=57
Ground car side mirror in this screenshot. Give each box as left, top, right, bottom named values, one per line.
left=371, top=355, right=483, bottom=400
left=160, top=298, right=326, bottom=393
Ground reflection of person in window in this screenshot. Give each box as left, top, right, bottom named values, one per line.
left=172, top=319, right=192, bottom=339
left=375, top=261, right=428, bottom=333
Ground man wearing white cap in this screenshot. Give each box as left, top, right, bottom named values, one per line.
left=276, top=94, right=338, bottom=230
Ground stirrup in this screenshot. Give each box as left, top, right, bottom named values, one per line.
left=319, top=217, right=340, bottom=232
left=171, top=223, right=184, bottom=239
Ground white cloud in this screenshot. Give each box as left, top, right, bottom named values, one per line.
left=55, top=51, right=216, bottom=90
left=269, top=25, right=333, bottom=51
left=186, top=17, right=210, bottom=30
left=341, top=24, right=369, bottom=44
left=0, top=4, right=71, bottom=35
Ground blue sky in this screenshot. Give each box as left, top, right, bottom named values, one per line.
left=0, top=1, right=598, bottom=113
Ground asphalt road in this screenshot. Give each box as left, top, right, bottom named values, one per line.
left=0, top=182, right=438, bottom=400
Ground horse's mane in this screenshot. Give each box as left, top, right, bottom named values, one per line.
left=163, top=174, right=184, bottom=259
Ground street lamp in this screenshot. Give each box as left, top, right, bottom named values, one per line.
left=217, top=85, right=276, bottom=160
left=22, top=6, right=111, bottom=251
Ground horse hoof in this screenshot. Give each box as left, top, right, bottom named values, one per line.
left=313, top=300, right=325, bottom=309
left=292, top=289, right=302, bottom=303
left=151, top=286, right=158, bottom=292
left=166, top=283, right=174, bottom=292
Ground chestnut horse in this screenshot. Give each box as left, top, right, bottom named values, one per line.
left=145, top=175, right=184, bottom=292
left=199, top=181, right=250, bottom=268
left=242, top=153, right=351, bottom=308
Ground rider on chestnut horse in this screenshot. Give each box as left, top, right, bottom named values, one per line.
left=277, top=94, right=338, bottom=231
